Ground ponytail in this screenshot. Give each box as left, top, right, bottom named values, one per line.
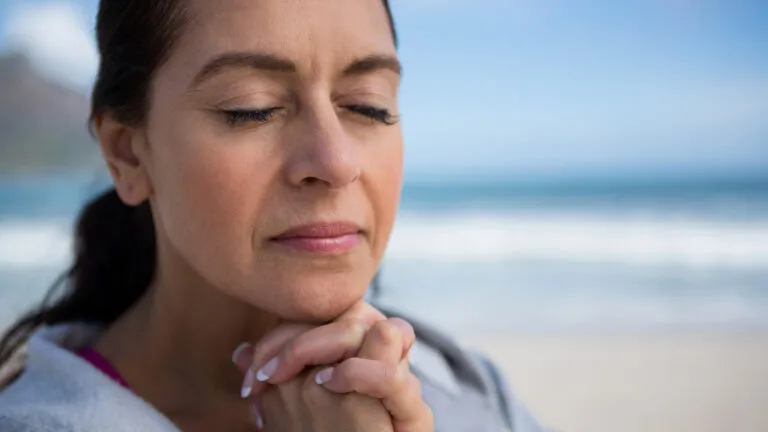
left=0, top=188, right=156, bottom=381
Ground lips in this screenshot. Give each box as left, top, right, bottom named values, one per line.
left=269, top=222, right=363, bottom=254
left=274, top=222, right=362, bottom=239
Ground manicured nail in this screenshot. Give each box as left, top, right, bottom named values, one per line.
left=232, top=342, right=251, bottom=364
left=241, top=368, right=255, bottom=399
left=315, top=367, right=335, bottom=385
left=253, top=404, right=264, bottom=429
left=256, top=357, right=279, bottom=382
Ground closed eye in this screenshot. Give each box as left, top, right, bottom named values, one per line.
left=221, top=108, right=283, bottom=126
left=343, top=105, right=399, bottom=126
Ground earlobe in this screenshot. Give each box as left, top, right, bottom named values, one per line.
left=94, top=113, right=152, bottom=206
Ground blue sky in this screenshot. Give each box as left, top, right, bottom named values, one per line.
left=1, top=0, right=767, bottom=181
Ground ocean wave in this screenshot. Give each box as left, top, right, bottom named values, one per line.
left=388, top=211, right=768, bottom=268
left=380, top=292, right=768, bottom=331
left=2, top=212, right=768, bottom=269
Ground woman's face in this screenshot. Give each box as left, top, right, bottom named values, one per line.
left=140, top=0, right=402, bottom=321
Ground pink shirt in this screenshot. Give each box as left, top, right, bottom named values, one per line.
left=77, top=347, right=131, bottom=390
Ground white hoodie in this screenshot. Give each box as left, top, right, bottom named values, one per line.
left=0, top=318, right=542, bottom=432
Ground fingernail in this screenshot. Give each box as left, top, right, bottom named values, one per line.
left=241, top=368, right=255, bottom=398
left=232, top=342, right=252, bottom=364
left=315, top=367, right=335, bottom=385
left=253, top=404, right=264, bottom=429
left=256, top=357, right=279, bottom=382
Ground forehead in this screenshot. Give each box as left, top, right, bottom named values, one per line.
left=168, top=0, right=395, bottom=80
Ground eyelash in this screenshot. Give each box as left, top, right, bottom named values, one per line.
left=343, top=105, right=400, bottom=126
left=220, top=105, right=399, bottom=127
left=222, top=108, right=283, bottom=126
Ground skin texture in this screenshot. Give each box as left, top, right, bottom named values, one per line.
left=90, top=0, right=435, bottom=430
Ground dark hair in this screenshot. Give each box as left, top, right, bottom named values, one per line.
left=0, top=0, right=397, bottom=383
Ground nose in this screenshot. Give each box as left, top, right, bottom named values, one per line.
left=284, top=105, right=361, bottom=190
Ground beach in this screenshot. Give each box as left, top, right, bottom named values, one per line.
left=2, top=178, right=768, bottom=431
left=463, top=331, right=768, bottom=432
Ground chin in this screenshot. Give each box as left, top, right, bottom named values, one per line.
left=259, top=272, right=372, bottom=323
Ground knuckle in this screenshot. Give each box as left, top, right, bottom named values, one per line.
left=360, top=303, right=387, bottom=323
left=341, top=318, right=368, bottom=341
left=281, top=339, right=305, bottom=366
left=370, top=320, right=401, bottom=346
left=346, top=301, right=387, bottom=323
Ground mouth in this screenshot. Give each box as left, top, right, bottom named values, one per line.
left=269, top=221, right=364, bottom=254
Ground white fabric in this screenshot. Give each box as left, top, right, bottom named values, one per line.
left=0, top=324, right=180, bottom=431
left=0, top=323, right=542, bottom=432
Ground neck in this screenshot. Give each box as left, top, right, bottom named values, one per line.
left=95, top=242, right=279, bottom=423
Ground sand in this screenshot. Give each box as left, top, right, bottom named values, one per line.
left=461, top=331, right=768, bottom=432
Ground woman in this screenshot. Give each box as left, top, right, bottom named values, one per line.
left=0, top=0, right=541, bottom=431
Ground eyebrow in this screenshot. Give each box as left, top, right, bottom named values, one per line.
left=190, top=52, right=402, bottom=89
left=343, top=55, right=402, bottom=77
left=191, top=52, right=296, bottom=88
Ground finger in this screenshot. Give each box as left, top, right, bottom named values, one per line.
left=262, top=316, right=414, bottom=386
left=236, top=301, right=388, bottom=399
left=318, top=360, right=433, bottom=432
left=255, top=319, right=372, bottom=385
left=232, top=342, right=255, bottom=373
left=358, top=318, right=415, bottom=363
left=384, top=374, right=434, bottom=432
left=337, top=300, right=387, bottom=325
left=232, top=323, right=313, bottom=373
left=244, top=300, right=385, bottom=374
left=253, top=401, right=265, bottom=430
left=232, top=342, right=269, bottom=399
left=317, top=358, right=408, bottom=398
left=234, top=323, right=313, bottom=399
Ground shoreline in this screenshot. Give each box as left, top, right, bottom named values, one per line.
left=460, top=330, right=768, bottom=432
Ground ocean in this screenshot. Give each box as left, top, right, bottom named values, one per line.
left=1, top=174, right=767, bottom=332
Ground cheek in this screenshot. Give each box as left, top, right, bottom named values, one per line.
left=150, top=124, right=276, bottom=283
left=368, top=134, right=403, bottom=256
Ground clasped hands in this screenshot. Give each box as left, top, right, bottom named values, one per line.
left=232, top=301, right=434, bottom=432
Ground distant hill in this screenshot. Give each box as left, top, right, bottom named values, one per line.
left=0, top=52, right=99, bottom=174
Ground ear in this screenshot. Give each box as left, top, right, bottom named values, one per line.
left=93, top=113, right=153, bottom=206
